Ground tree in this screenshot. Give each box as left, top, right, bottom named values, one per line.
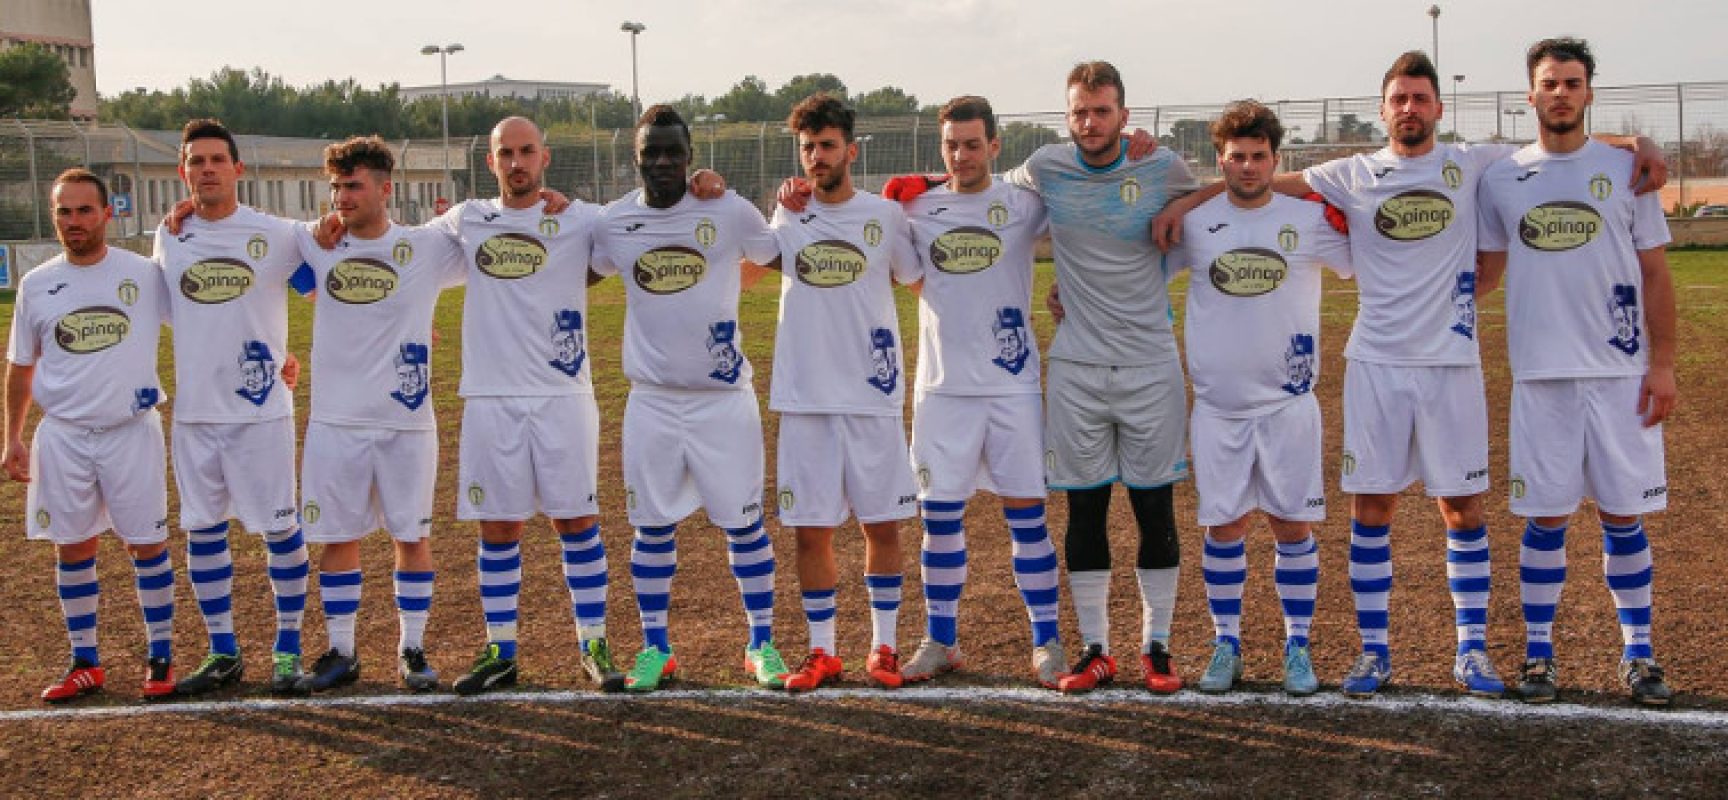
left=711, top=76, right=778, bottom=122
left=775, top=73, right=848, bottom=110
left=854, top=86, right=918, bottom=117
left=0, top=43, right=77, bottom=118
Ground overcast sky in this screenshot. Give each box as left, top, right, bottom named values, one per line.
left=94, top=0, right=1726, bottom=113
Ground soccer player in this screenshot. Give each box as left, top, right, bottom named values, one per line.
left=153, top=119, right=315, bottom=697
left=293, top=136, right=465, bottom=693
left=589, top=105, right=786, bottom=692
left=5, top=169, right=177, bottom=703
left=751, top=93, right=922, bottom=692
left=1476, top=37, right=1676, bottom=706
left=1155, top=50, right=1665, bottom=699
left=889, top=96, right=1066, bottom=688
left=1165, top=101, right=1351, bottom=696
left=417, top=117, right=621, bottom=695
left=1003, top=62, right=1199, bottom=694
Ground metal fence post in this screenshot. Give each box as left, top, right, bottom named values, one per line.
left=1677, top=83, right=1687, bottom=211
left=19, top=119, right=42, bottom=240
left=398, top=138, right=412, bottom=221
left=127, top=125, right=145, bottom=239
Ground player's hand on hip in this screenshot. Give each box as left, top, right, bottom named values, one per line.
left=280, top=352, right=301, bottom=391
left=690, top=169, right=727, bottom=199
left=313, top=213, right=346, bottom=250
left=162, top=199, right=196, bottom=236
left=2, top=439, right=29, bottom=482
left=777, top=177, right=813, bottom=212
left=1638, top=365, right=1677, bottom=427
left=1046, top=283, right=1065, bottom=324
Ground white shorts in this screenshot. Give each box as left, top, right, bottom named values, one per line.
left=458, top=394, right=600, bottom=522
left=1509, top=377, right=1667, bottom=518
left=1045, top=359, right=1189, bottom=490
left=1340, top=361, right=1489, bottom=497
left=1190, top=396, right=1326, bottom=526
left=911, top=392, right=1046, bottom=502
left=300, top=422, right=437, bottom=543
left=777, top=413, right=919, bottom=527
left=622, top=387, right=764, bottom=529
left=26, top=411, right=168, bottom=546
left=172, top=418, right=298, bottom=533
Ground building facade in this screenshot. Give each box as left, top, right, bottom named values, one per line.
left=0, top=0, right=97, bottom=120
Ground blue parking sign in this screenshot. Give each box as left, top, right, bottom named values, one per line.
left=113, top=193, right=134, bottom=218
left=0, top=244, right=11, bottom=289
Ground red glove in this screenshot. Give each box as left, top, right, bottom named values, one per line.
left=1301, top=192, right=1349, bottom=235
left=882, top=173, right=950, bottom=202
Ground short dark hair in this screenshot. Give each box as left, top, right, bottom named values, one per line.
left=1210, top=100, right=1284, bottom=154
left=635, top=103, right=691, bottom=146
left=938, top=95, right=997, bottom=141
left=53, top=167, right=109, bottom=207
left=1526, top=37, right=1596, bottom=86
left=787, top=93, right=855, bottom=141
left=181, top=118, right=240, bottom=163
left=323, top=135, right=395, bottom=177
left=1381, top=50, right=1441, bottom=98
left=1067, top=61, right=1125, bottom=107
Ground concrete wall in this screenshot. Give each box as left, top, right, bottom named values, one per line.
left=1670, top=217, right=1728, bottom=247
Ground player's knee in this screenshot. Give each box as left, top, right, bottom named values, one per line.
left=126, top=540, right=169, bottom=561
left=1064, top=485, right=1113, bottom=571
left=1129, top=485, right=1179, bottom=569
left=552, top=515, right=600, bottom=535
left=1352, top=493, right=1398, bottom=526
left=861, top=520, right=902, bottom=545
left=1436, top=494, right=1484, bottom=529
left=480, top=520, right=527, bottom=544
left=794, top=527, right=834, bottom=554
left=1208, top=516, right=1252, bottom=543
left=57, top=538, right=100, bottom=563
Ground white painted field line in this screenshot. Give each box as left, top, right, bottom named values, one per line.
left=5, top=686, right=1728, bottom=730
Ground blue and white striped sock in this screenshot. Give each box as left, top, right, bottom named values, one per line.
left=187, top=522, right=237, bottom=656
left=866, top=574, right=903, bottom=650
left=1603, top=520, right=1654, bottom=661
left=631, top=525, right=678, bottom=653
left=560, top=524, right=609, bottom=644
left=1006, top=503, right=1060, bottom=647
left=1446, top=525, right=1492, bottom=654
left=919, top=500, right=967, bottom=647
left=1519, top=521, right=1567, bottom=660
left=1202, top=532, right=1246, bottom=650
left=264, top=528, right=309, bottom=655
left=57, top=557, right=100, bottom=665
left=724, top=520, right=775, bottom=649
left=478, top=540, right=522, bottom=660
left=319, top=569, right=363, bottom=657
left=395, top=570, right=435, bottom=652
left=1274, top=535, right=1319, bottom=648
left=1349, top=521, right=1393, bottom=659
left=802, top=589, right=838, bottom=654
left=132, top=550, right=175, bottom=661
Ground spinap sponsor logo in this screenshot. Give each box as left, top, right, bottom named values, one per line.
left=1119, top=177, right=1142, bottom=205
left=54, top=307, right=130, bottom=353
left=987, top=201, right=1010, bottom=228
left=929, top=227, right=1003, bottom=274
left=476, top=233, right=548, bottom=279
left=1374, top=190, right=1454, bottom=241
left=695, top=218, right=717, bottom=248
left=180, top=258, right=255, bottom=303
left=325, top=258, right=398, bottom=303
left=1442, top=160, right=1463, bottom=190
left=1208, top=248, right=1289, bottom=297
left=633, top=246, right=707, bottom=294
left=795, top=240, right=868, bottom=287
left=1519, top=202, right=1602, bottom=252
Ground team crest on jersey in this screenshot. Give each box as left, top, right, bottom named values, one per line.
left=539, top=216, right=560, bottom=237
left=1209, top=248, right=1289, bottom=297
left=863, top=220, right=884, bottom=248
left=707, top=320, right=744, bottom=384
left=992, top=307, right=1031, bottom=375
left=930, top=227, right=1003, bottom=274
left=1589, top=173, right=1614, bottom=202
left=795, top=240, right=867, bottom=287
left=1119, top=177, right=1142, bottom=206
left=1278, top=224, right=1300, bottom=253
left=1375, top=190, right=1454, bottom=241
left=477, top=233, right=547, bottom=280
left=468, top=483, right=485, bottom=507
left=625, top=486, right=637, bottom=511
left=1607, top=284, right=1641, bottom=356
left=634, top=246, right=707, bottom=294
left=987, top=201, right=1011, bottom=228
left=695, top=218, right=718, bottom=248
left=1045, top=449, right=1057, bottom=472
left=1341, top=451, right=1357, bottom=476
left=181, top=259, right=256, bottom=303
left=303, top=500, right=321, bottom=524
left=1441, top=160, right=1463, bottom=190
left=392, top=239, right=414, bottom=266
left=54, top=307, right=130, bottom=354
left=778, top=488, right=795, bottom=512
left=326, top=259, right=399, bottom=303
left=1519, top=202, right=1601, bottom=252
left=391, top=342, right=431, bottom=411
left=866, top=327, right=900, bottom=395
left=549, top=309, right=587, bottom=377
left=1281, top=334, right=1316, bottom=396
left=1509, top=475, right=1527, bottom=500
left=134, top=387, right=159, bottom=412
left=35, top=509, right=49, bottom=529
left=235, top=340, right=277, bottom=406
left=117, top=279, right=140, bottom=306
left=916, top=465, right=932, bottom=492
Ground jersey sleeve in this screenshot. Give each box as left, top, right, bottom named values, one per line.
left=1002, top=150, right=1042, bottom=193
left=1464, top=142, right=1520, bottom=172
left=885, top=205, right=922, bottom=285
left=588, top=219, right=619, bottom=277
left=1475, top=172, right=1510, bottom=253
left=432, top=230, right=467, bottom=288
left=425, top=202, right=464, bottom=242
left=1021, top=187, right=1051, bottom=238
left=155, top=267, right=174, bottom=328
left=1163, top=153, right=1200, bottom=197
left=1631, top=190, right=1672, bottom=251
left=6, top=283, right=36, bottom=366
left=1310, top=210, right=1354, bottom=278
left=149, top=225, right=167, bottom=266
left=732, top=194, right=780, bottom=265
left=1302, top=158, right=1354, bottom=208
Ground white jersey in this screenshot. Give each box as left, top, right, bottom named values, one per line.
left=768, top=191, right=921, bottom=416
left=1477, top=139, right=1670, bottom=381
left=1304, top=142, right=1516, bottom=366
left=904, top=180, right=1049, bottom=396
left=7, top=248, right=168, bottom=428
left=428, top=199, right=600, bottom=397
left=152, top=206, right=306, bottom=423
left=591, top=190, right=779, bottom=391
left=296, top=223, right=464, bottom=430
left=1171, top=194, right=1352, bottom=417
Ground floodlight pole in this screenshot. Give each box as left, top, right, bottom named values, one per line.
left=421, top=43, right=465, bottom=203
left=621, top=22, right=646, bottom=121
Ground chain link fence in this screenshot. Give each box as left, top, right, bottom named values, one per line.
left=5, top=81, right=1727, bottom=249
